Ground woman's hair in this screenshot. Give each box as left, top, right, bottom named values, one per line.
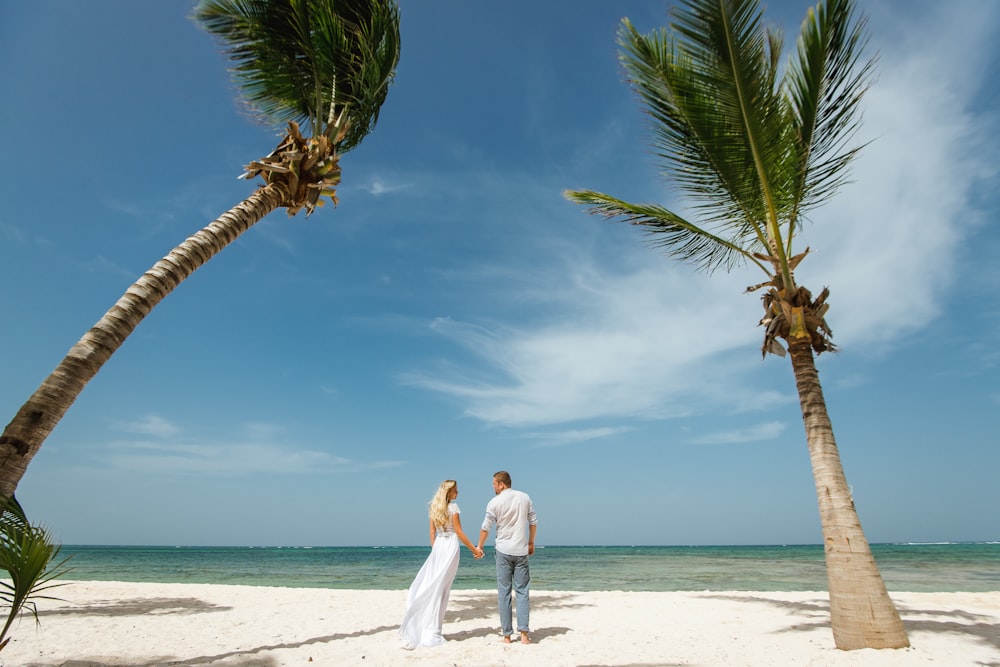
left=429, top=479, right=457, bottom=529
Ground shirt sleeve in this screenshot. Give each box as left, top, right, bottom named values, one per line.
left=481, top=500, right=496, bottom=532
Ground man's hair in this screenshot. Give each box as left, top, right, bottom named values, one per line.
left=494, top=470, right=512, bottom=487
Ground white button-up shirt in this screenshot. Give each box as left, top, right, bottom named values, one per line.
left=482, top=489, right=537, bottom=556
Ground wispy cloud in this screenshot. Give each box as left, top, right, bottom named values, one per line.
left=688, top=421, right=786, bottom=446
left=794, top=17, right=995, bottom=349
left=101, top=196, right=179, bottom=242
left=403, top=256, right=782, bottom=427
left=105, top=439, right=405, bottom=476
left=84, top=254, right=139, bottom=281
left=0, top=221, right=29, bottom=244
left=404, top=5, right=995, bottom=430
left=366, top=175, right=411, bottom=196
left=103, top=417, right=403, bottom=476
left=526, top=426, right=633, bottom=448
left=0, top=221, right=54, bottom=251
left=111, top=414, right=181, bottom=438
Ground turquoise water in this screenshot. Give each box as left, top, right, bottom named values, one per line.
left=53, top=543, right=999, bottom=592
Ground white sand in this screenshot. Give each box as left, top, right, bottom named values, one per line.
left=2, top=581, right=997, bottom=666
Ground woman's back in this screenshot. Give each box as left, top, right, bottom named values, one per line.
left=435, top=502, right=459, bottom=536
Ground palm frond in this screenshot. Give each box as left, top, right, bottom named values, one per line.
left=568, top=0, right=873, bottom=293
left=0, top=496, right=27, bottom=533
left=677, top=0, right=789, bottom=219
left=785, top=0, right=874, bottom=223
left=564, top=189, right=766, bottom=274
left=0, top=497, right=72, bottom=650
left=617, top=1, right=792, bottom=262
left=194, top=0, right=400, bottom=151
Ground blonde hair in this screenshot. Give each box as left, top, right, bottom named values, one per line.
left=429, top=480, right=457, bottom=529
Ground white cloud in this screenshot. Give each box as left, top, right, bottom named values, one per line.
left=0, top=221, right=29, bottom=244
left=526, top=426, right=633, bottom=448
left=367, top=176, right=411, bottom=196
left=405, top=3, right=996, bottom=430
left=102, top=419, right=403, bottom=476
left=404, top=252, right=781, bottom=426
left=793, top=1, right=998, bottom=350
left=239, top=422, right=284, bottom=440
left=688, top=421, right=787, bottom=446
left=84, top=254, right=140, bottom=281
left=111, top=414, right=180, bottom=438
left=105, top=439, right=404, bottom=476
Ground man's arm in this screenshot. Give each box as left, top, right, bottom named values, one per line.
left=478, top=504, right=496, bottom=552
left=526, top=497, right=537, bottom=555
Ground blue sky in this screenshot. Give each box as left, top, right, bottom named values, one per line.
left=1, top=1, right=997, bottom=547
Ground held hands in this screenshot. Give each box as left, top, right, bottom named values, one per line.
left=472, top=546, right=485, bottom=559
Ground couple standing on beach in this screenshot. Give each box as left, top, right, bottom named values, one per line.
left=399, top=470, right=537, bottom=649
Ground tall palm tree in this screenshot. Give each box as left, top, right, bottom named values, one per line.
left=0, top=0, right=400, bottom=495
left=566, top=0, right=908, bottom=650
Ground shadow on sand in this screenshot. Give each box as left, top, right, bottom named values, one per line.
left=701, top=593, right=1000, bottom=659
left=38, top=596, right=232, bottom=617
left=23, top=622, right=399, bottom=667
left=445, top=591, right=590, bottom=643
left=24, top=591, right=597, bottom=666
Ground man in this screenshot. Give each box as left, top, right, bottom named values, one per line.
left=477, top=470, right=537, bottom=644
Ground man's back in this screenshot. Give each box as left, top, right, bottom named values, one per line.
left=484, top=488, right=536, bottom=556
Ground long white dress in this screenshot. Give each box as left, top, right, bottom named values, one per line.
left=399, top=502, right=462, bottom=649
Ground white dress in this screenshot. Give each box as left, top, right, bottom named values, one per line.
left=399, top=502, right=462, bottom=649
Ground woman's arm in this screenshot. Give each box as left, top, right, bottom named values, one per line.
left=428, top=517, right=436, bottom=546
left=451, top=512, right=483, bottom=557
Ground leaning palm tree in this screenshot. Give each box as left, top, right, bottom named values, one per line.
left=0, top=0, right=400, bottom=494
left=566, top=0, right=908, bottom=651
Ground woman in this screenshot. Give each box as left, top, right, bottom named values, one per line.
left=399, top=479, right=482, bottom=649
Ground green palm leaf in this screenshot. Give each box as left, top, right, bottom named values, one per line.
left=194, top=0, right=400, bottom=150
left=564, top=189, right=765, bottom=274
left=785, top=0, right=875, bottom=248
left=0, top=496, right=72, bottom=652
left=569, top=0, right=874, bottom=286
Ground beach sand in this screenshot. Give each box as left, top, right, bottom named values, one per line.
left=2, top=581, right=997, bottom=666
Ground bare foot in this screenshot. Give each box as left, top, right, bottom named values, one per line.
left=502, top=635, right=512, bottom=644
left=520, top=632, right=531, bottom=644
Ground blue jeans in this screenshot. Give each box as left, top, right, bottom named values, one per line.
left=495, top=550, right=530, bottom=636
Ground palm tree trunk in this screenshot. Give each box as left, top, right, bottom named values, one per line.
left=787, top=336, right=909, bottom=649
left=0, top=183, right=288, bottom=496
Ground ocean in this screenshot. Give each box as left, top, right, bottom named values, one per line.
left=54, top=543, right=999, bottom=592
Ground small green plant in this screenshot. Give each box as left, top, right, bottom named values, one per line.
left=0, top=496, right=72, bottom=652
